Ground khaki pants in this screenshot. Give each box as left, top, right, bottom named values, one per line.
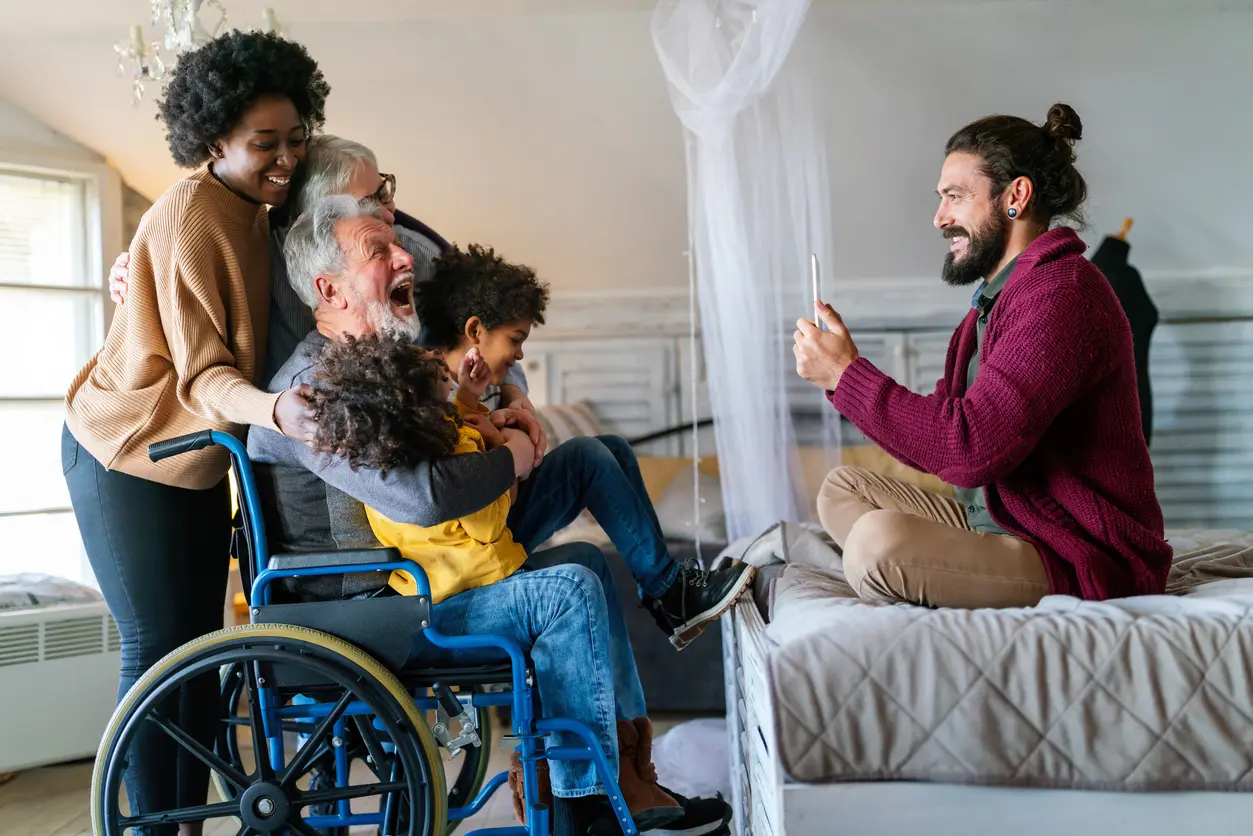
left=816, top=466, right=1050, bottom=609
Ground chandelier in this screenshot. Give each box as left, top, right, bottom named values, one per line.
left=114, top=2, right=284, bottom=106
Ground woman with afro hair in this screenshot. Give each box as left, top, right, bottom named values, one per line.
left=62, top=30, right=329, bottom=833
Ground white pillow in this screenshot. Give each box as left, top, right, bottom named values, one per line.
left=654, top=471, right=727, bottom=543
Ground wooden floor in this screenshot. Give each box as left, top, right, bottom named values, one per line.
left=0, top=733, right=519, bottom=835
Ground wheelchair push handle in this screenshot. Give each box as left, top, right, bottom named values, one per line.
left=147, top=430, right=270, bottom=577
left=148, top=430, right=218, bottom=462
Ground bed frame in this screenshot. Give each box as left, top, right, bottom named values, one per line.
left=723, top=597, right=1253, bottom=836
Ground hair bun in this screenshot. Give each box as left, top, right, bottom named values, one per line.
left=1045, top=103, right=1083, bottom=143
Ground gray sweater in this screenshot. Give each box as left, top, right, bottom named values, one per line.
left=246, top=331, right=516, bottom=567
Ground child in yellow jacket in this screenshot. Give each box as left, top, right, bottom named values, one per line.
left=308, top=333, right=524, bottom=604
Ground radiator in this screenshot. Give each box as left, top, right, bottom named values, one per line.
left=0, top=601, right=120, bottom=771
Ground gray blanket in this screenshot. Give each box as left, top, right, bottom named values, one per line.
left=723, top=525, right=1253, bottom=790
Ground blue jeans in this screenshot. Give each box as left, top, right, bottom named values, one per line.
left=408, top=542, right=646, bottom=797
left=62, top=425, right=231, bottom=835
left=508, top=435, right=679, bottom=598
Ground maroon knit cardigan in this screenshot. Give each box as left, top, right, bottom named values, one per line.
left=830, top=227, right=1171, bottom=600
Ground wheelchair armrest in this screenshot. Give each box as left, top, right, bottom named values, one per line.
left=267, top=547, right=403, bottom=572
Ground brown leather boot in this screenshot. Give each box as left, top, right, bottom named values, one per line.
left=631, top=717, right=661, bottom=784
left=507, top=750, right=552, bottom=824
left=615, top=718, right=682, bottom=830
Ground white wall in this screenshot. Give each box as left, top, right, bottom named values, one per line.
left=1, top=1, right=1249, bottom=297
left=804, top=0, right=1253, bottom=283
left=314, top=13, right=690, bottom=294
left=0, top=97, right=106, bottom=163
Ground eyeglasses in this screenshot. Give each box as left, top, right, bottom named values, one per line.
left=372, top=172, right=396, bottom=204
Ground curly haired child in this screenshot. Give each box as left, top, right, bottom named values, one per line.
left=308, top=332, right=527, bottom=603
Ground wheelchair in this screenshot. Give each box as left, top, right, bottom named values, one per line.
left=90, top=430, right=644, bottom=836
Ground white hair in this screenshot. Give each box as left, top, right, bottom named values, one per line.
left=284, top=195, right=388, bottom=310
left=291, top=134, right=378, bottom=219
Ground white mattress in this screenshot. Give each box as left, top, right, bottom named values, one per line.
left=729, top=525, right=1253, bottom=790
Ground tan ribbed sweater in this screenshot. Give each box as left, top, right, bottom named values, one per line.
left=65, top=167, right=281, bottom=489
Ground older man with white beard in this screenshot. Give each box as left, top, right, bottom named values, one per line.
left=247, top=196, right=542, bottom=569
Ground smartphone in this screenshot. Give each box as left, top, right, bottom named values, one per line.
left=810, top=253, right=826, bottom=331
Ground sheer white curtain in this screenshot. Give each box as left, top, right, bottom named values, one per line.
left=652, top=0, right=836, bottom=540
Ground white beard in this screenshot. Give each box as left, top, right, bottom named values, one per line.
left=360, top=297, right=420, bottom=341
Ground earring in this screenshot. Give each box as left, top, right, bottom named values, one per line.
left=1008, top=207, right=1018, bottom=218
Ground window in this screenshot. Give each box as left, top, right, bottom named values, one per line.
left=0, top=167, right=109, bottom=584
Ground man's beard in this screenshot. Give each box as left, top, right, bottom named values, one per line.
left=941, top=212, right=1009, bottom=287
left=362, top=298, right=420, bottom=340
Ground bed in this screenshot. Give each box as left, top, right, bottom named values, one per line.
left=0, top=574, right=122, bottom=773
left=720, top=526, right=1253, bottom=836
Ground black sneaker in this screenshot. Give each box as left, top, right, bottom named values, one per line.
left=583, top=794, right=686, bottom=836
left=651, top=787, right=733, bottom=836
left=643, top=561, right=756, bottom=650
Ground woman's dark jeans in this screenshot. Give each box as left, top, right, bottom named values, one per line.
left=63, top=424, right=231, bottom=834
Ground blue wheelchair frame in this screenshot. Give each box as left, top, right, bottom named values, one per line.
left=196, top=430, right=637, bottom=836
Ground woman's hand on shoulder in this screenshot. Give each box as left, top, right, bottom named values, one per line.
left=109, top=251, right=130, bottom=305
left=274, top=384, right=317, bottom=445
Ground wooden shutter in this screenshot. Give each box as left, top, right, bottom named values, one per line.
left=904, top=330, right=954, bottom=394
left=523, top=337, right=681, bottom=456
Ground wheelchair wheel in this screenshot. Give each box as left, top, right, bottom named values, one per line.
left=214, top=664, right=494, bottom=834
left=91, top=624, right=446, bottom=836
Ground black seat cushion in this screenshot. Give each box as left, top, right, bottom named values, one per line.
left=267, top=547, right=403, bottom=572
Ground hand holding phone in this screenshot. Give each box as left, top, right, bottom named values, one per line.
left=810, top=253, right=827, bottom=331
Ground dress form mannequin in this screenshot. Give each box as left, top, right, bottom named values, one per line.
left=1090, top=218, right=1158, bottom=445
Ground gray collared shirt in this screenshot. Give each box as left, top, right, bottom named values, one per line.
left=954, top=255, right=1018, bottom=535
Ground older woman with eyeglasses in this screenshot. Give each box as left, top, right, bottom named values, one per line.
left=261, top=134, right=459, bottom=379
